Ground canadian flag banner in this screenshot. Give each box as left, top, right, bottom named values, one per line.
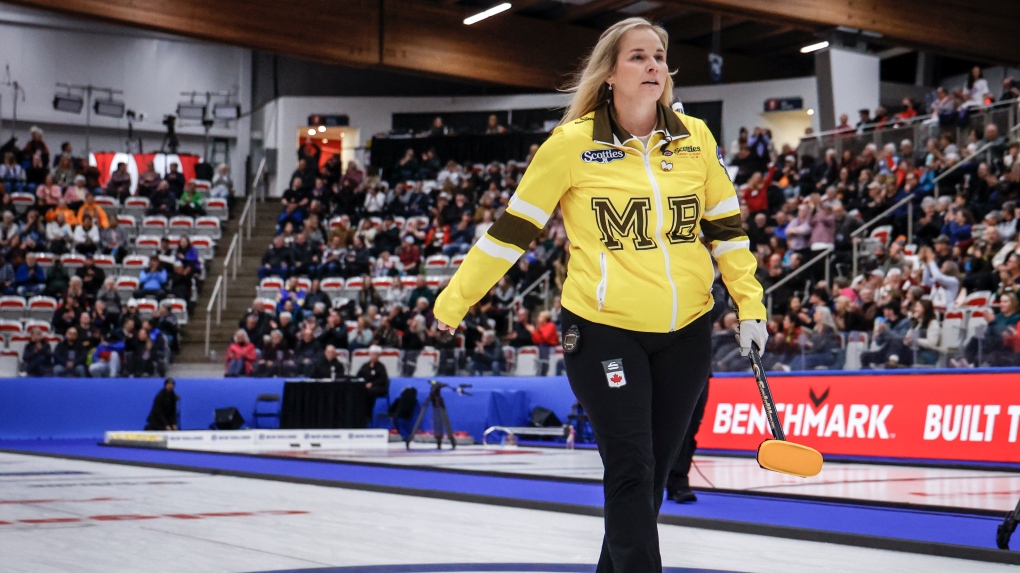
left=702, top=371, right=1020, bottom=464
left=88, top=152, right=202, bottom=194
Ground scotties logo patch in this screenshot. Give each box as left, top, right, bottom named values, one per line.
left=668, top=145, right=701, bottom=159
left=581, top=149, right=626, bottom=164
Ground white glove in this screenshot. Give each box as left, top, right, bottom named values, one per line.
left=738, top=319, right=768, bottom=357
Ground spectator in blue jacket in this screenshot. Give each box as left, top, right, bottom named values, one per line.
left=22, top=327, right=52, bottom=376
left=15, top=252, right=46, bottom=297
left=135, top=257, right=168, bottom=299
left=941, top=208, right=974, bottom=246
left=88, top=332, right=125, bottom=378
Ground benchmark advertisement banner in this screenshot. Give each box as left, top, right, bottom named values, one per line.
left=701, top=372, right=1020, bottom=463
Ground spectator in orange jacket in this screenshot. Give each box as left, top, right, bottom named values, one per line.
left=77, top=192, right=110, bottom=229
left=45, top=199, right=79, bottom=227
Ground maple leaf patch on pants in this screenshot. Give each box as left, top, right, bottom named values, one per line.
left=602, top=359, right=627, bottom=388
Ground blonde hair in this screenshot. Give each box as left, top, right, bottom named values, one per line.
left=560, top=17, right=674, bottom=125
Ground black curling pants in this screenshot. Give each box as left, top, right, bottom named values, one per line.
left=666, top=383, right=709, bottom=494
left=561, top=307, right=712, bottom=573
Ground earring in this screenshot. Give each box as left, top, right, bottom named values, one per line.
left=608, top=84, right=613, bottom=91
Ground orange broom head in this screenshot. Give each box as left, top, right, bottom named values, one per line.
left=757, top=439, right=823, bottom=478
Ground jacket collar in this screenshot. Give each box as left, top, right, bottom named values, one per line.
left=591, top=101, right=690, bottom=147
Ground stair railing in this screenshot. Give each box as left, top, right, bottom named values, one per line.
left=203, top=192, right=257, bottom=357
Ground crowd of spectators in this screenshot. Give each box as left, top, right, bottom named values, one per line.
left=238, top=76, right=1019, bottom=376
left=0, top=125, right=220, bottom=377
left=723, top=71, right=1020, bottom=371
left=234, top=130, right=563, bottom=377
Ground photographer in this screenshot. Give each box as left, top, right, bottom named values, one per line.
left=145, top=378, right=179, bottom=431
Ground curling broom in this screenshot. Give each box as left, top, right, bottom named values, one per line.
left=747, top=346, right=823, bottom=478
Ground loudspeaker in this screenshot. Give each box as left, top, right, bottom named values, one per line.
left=530, top=406, right=561, bottom=428
left=214, top=407, right=245, bottom=430
left=194, top=162, right=214, bottom=180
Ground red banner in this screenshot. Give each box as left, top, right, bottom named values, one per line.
left=89, top=152, right=201, bottom=194
left=701, top=372, right=1020, bottom=463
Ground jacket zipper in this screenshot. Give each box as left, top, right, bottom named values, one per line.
left=640, top=145, right=679, bottom=332
left=596, top=252, right=607, bottom=311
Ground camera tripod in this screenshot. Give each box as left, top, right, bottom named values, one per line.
left=997, top=496, right=1020, bottom=550
left=404, top=380, right=471, bottom=450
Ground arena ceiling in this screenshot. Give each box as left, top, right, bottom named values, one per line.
left=7, top=0, right=1019, bottom=89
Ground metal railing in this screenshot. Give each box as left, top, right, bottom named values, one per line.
left=846, top=120, right=1020, bottom=277
left=763, top=246, right=834, bottom=316
left=204, top=275, right=224, bottom=358
left=202, top=191, right=258, bottom=357
left=799, top=99, right=1019, bottom=161
left=507, top=269, right=553, bottom=326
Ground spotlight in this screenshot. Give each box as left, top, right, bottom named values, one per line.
left=176, top=102, right=207, bottom=120
left=464, top=2, right=511, bottom=25
left=800, top=41, right=830, bottom=54
left=212, top=103, right=241, bottom=120
left=53, top=94, right=84, bottom=113
left=807, top=109, right=815, bottom=116
left=93, top=99, right=125, bottom=118
left=317, top=125, right=326, bottom=133
left=307, top=128, right=316, bottom=136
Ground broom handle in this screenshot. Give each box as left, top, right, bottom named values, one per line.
left=748, top=347, right=786, bottom=441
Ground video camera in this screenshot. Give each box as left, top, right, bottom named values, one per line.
left=428, top=380, right=472, bottom=397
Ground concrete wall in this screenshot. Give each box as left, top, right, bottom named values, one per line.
left=0, top=4, right=251, bottom=181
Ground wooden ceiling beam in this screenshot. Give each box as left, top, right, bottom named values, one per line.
left=5, top=0, right=381, bottom=66
left=720, top=23, right=798, bottom=50
left=383, top=1, right=597, bottom=89
left=658, top=0, right=1020, bottom=64
left=556, top=0, right=636, bottom=24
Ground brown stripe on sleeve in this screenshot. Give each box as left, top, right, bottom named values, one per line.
left=700, top=214, right=746, bottom=242
left=487, top=211, right=543, bottom=251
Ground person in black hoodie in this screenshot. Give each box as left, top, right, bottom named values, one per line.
left=318, top=310, right=349, bottom=350
left=259, top=236, right=293, bottom=280
left=311, top=345, right=346, bottom=380
left=145, top=378, right=179, bottom=431
left=22, top=327, right=52, bottom=376
left=289, top=232, right=318, bottom=277
left=293, top=327, right=323, bottom=377
left=357, top=345, right=390, bottom=426
left=53, top=326, right=87, bottom=377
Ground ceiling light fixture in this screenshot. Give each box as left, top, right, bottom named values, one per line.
left=212, top=103, right=241, bottom=120
left=800, top=41, right=830, bottom=54
left=52, top=93, right=84, bottom=113
left=176, top=102, right=207, bottom=120
left=464, top=2, right=512, bottom=25
left=307, top=128, right=316, bottom=136
left=93, top=99, right=125, bottom=118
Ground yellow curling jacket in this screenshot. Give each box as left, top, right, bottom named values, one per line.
left=434, top=102, right=766, bottom=333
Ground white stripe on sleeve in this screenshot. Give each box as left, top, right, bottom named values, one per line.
left=476, top=236, right=523, bottom=264
left=507, top=195, right=550, bottom=226
left=712, top=239, right=750, bottom=258
left=704, top=195, right=740, bottom=218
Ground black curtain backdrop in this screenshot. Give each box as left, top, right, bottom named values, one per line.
left=371, top=101, right=721, bottom=172
left=370, top=132, right=551, bottom=171
left=681, top=100, right=724, bottom=143
left=280, top=380, right=368, bottom=429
